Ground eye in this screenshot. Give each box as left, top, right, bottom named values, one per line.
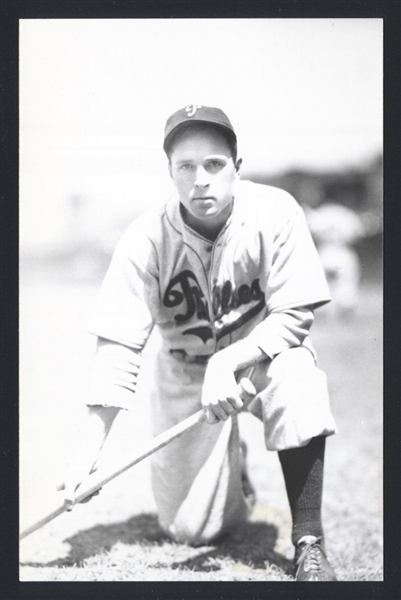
left=179, top=163, right=194, bottom=171
left=206, top=159, right=224, bottom=170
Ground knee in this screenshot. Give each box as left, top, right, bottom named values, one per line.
left=266, top=348, right=329, bottom=403
left=249, top=346, right=329, bottom=419
left=248, top=346, right=319, bottom=404
left=267, top=346, right=317, bottom=382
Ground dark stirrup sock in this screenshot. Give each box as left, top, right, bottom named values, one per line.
left=278, top=435, right=326, bottom=547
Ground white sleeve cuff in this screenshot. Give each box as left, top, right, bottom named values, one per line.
left=86, top=338, right=142, bottom=411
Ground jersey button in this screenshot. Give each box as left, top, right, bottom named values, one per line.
left=206, top=246, right=212, bottom=253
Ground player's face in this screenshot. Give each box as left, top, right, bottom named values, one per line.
left=169, top=128, right=240, bottom=237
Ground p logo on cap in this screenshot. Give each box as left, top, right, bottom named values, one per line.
left=185, top=104, right=203, bottom=117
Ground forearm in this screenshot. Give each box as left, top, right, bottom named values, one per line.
left=244, top=306, right=314, bottom=359
left=208, top=338, right=266, bottom=373
left=67, top=405, right=120, bottom=476
left=210, top=307, right=314, bottom=372
left=72, top=339, right=142, bottom=472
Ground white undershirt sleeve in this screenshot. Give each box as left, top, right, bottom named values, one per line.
left=86, top=337, right=142, bottom=411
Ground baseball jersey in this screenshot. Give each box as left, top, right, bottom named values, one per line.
left=89, top=180, right=330, bottom=363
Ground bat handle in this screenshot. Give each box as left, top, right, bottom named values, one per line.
left=238, top=377, right=257, bottom=405
left=199, top=376, right=257, bottom=424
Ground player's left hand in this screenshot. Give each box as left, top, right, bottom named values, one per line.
left=201, top=357, right=244, bottom=424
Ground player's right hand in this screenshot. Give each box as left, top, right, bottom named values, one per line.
left=202, top=358, right=244, bottom=424
left=59, top=465, right=101, bottom=511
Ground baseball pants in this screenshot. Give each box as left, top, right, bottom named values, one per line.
left=149, top=344, right=337, bottom=545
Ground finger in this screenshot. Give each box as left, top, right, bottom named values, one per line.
left=205, top=408, right=220, bottom=424
left=227, top=395, right=244, bottom=411
left=63, top=494, right=75, bottom=512
left=80, top=489, right=102, bottom=503
left=63, top=482, right=79, bottom=511
left=211, top=405, right=230, bottom=422
left=220, top=400, right=235, bottom=414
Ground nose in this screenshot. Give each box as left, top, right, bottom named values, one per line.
left=194, top=165, right=210, bottom=188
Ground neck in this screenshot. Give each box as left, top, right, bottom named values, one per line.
left=180, top=202, right=233, bottom=242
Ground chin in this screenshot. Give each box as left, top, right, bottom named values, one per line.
left=200, top=209, right=219, bottom=220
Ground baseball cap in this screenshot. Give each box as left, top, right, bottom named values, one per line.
left=163, top=104, right=237, bottom=153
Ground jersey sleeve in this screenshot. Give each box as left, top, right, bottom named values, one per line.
left=88, top=223, right=161, bottom=349
left=246, top=307, right=315, bottom=360
left=265, top=196, right=331, bottom=312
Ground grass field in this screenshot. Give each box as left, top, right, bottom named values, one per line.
left=19, top=270, right=383, bottom=582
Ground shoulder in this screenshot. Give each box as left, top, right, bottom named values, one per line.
left=235, top=179, right=301, bottom=222
left=120, top=199, right=169, bottom=244
left=113, top=198, right=171, bottom=264
left=237, top=179, right=299, bottom=205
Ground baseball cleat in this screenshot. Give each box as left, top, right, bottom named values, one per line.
left=294, top=535, right=337, bottom=581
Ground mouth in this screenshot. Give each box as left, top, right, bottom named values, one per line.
left=193, top=196, right=215, bottom=202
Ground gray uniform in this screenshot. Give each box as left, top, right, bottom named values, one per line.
left=88, top=179, right=337, bottom=544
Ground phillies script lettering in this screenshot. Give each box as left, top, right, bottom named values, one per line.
left=163, top=270, right=210, bottom=323
left=163, top=270, right=265, bottom=341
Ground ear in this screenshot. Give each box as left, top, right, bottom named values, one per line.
left=235, top=158, right=242, bottom=177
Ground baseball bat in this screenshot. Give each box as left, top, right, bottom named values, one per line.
left=20, top=377, right=256, bottom=540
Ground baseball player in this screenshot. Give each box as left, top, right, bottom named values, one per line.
left=304, top=203, right=364, bottom=317
left=63, top=105, right=338, bottom=581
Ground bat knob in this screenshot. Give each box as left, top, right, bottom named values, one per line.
left=238, top=377, right=257, bottom=403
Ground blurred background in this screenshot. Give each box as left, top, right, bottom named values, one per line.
left=20, top=18, right=382, bottom=288
left=19, top=19, right=383, bottom=580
